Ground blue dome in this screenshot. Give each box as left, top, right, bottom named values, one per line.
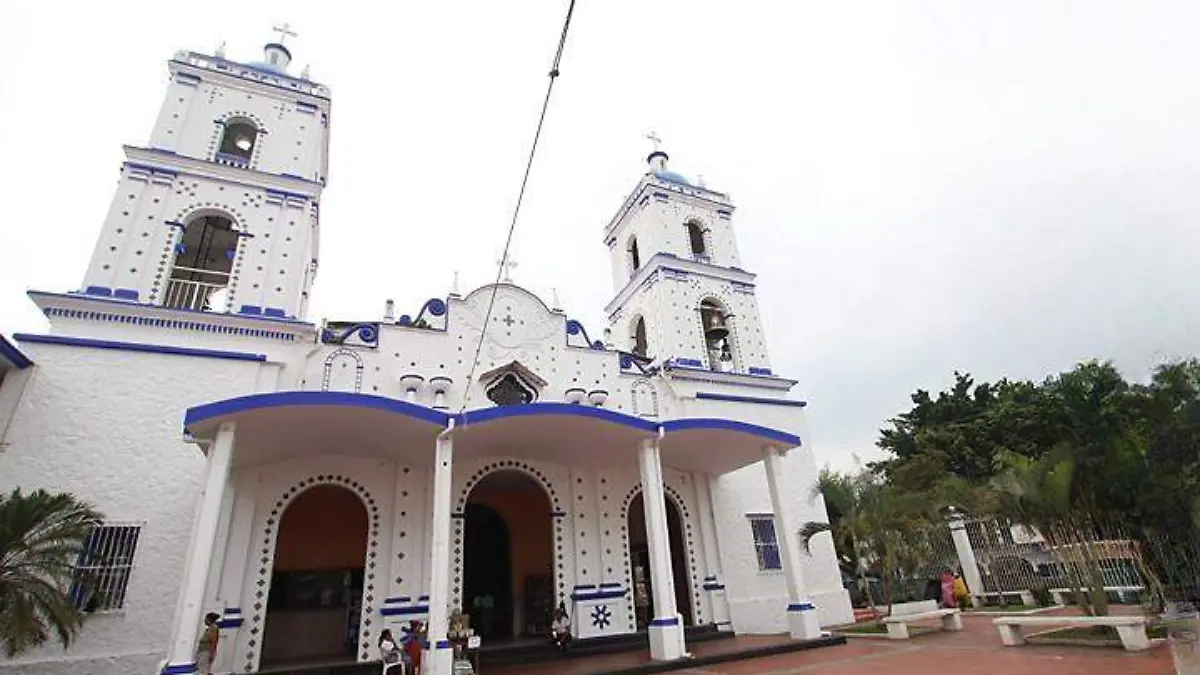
left=655, top=170, right=690, bottom=185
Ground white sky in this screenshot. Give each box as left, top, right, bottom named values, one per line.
left=2, top=1, right=1199, bottom=471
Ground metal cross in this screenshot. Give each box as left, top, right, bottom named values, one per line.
left=272, top=23, right=299, bottom=43
left=645, top=131, right=663, bottom=152
left=501, top=314, right=516, bottom=327
left=497, top=256, right=518, bottom=282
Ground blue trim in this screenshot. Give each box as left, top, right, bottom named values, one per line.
left=381, top=604, right=430, bottom=616
left=0, top=334, right=33, bottom=369
left=130, top=146, right=324, bottom=188
left=704, top=576, right=716, bottom=581
left=384, top=596, right=410, bottom=603
left=703, top=583, right=726, bottom=591
left=170, top=56, right=328, bottom=101
left=788, top=602, right=816, bottom=612
left=456, top=402, right=658, bottom=433
left=216, top=618, right=243, bottom=628
left=675, top=357, right=703, bottom=368
left=29, top=290, right=314, bottom=327
left=451, top=512, right=466, bottom=519
left=419, top=595, right=429, bottom=601
left=224, top=607, right=242, bottom=613
left=748, top=367, right=773, bottom=375
left=599, top=582, right=623, bottom=588
left=84, top=285, right=113, bottom=297
left=573, top=584, right=597, bottom=590
left=551, top=510, right=567, bottom=518
left=263, top=308, right=287, bottom=318
left=695, top=392, right=807, bottom=408
left=113, top=288, right=139, bottom=301
left=572, top=589, right=627, bottom=600
left=239, top=305, right=262, bottom=315
left=184, top=391, right=450, bottom=430
left=161, top=664, right=198, bottom=675
left=649, top=617, right=680, bottom=627
left=661, top=418, right=801, bottom=446
left=422, top=639, right=452, bottom=649
left=12, top=334, right=266, bottom=364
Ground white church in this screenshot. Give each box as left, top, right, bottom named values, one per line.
left=0, top=37, right=851, bottom=675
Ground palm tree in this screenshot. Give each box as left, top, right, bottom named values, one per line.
left=799, top=470, right=890, bottom=618
left=0, top=488, right=102, bottom=657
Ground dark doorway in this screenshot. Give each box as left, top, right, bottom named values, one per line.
left=463, top=503, right=512, bottom=639
left=263, top=484, right=367, bottom=665
left=463, top=471, right=554, bottom=640
left=627, top=492, right=693, bottom=630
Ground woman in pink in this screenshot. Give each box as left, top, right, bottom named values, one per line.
left=940, top=570, right=956, bottom=609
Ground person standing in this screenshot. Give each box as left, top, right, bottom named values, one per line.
left=196, top=612, right=220, bottom=675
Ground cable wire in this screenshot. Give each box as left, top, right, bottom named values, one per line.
left=458, top=0, right=578, bottom=415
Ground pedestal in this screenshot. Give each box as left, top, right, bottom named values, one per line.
left=787, top=603, right=822, bottom=640
left=648, top=617, right=687, bottom=660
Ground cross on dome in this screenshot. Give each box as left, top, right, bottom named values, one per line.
left=497, top=256, right=518, bottom=283
left=272, top=23, right=298, bottom=44
left=645, top=131, right=664, bottom=153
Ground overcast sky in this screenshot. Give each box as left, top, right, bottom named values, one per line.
left=2, top=1, right=1198, bottom=471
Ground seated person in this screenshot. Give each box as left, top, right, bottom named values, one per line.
left=379, top=629, right=410, bottom=672
left=550, top=602, right=572, bottom=650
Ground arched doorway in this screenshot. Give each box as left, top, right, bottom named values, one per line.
left=262, top=484, right=367, bottom=665
left=463, top=471, right=553, bottom=640
left=627, top=492, right=693, bottom=630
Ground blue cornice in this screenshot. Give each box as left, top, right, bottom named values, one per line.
left=696, top=392, right=807, bottom=408
left=0, top=334, right=33, bottom=369
left=169, top=55, right=329, bottom=102
left=12, top=334, right=266, bottom=363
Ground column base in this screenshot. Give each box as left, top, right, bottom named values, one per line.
left=422, top=641, right=455, bottom=675
left=786, top=602, right=822, bottom=640
left=160, top=662, right=198, bottom=674
left=648, top=617, right=688, bottom=660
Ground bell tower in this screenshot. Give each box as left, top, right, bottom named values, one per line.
left=79, top=33, right=331, bottom=320
left=604, top=141, right=776, bottom=377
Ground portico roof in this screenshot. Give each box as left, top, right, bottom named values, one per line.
left=183, top=392, right=800, bottom=474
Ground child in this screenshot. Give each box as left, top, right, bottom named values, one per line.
left=550, top=602, right=572, bottom=650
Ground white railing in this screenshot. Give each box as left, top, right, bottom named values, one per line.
left=165, top=275, right=228, bottom=312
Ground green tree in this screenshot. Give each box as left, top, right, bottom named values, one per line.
left=0, top=488, right=102, bottom=657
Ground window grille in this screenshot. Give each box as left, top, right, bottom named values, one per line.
left=748, top=515, right=782, bottom=571
left=69, top=524, right=141, bottom=612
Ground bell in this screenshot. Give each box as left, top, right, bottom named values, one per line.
left=720, top=342, right=733, bottom=362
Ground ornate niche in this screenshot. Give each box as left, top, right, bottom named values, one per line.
left=480, top=361, right=546, bottom=407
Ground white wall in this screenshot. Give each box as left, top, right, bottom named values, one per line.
left=0, top=343, right=262, bottom=673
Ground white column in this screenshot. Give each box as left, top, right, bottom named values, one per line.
left=214, top=478, right=256, bottom=674
left=423, top=427, right=455, bottom=675
left=638, top=437, right=687, bottom=660
left=948, top=514, right=984, bottom=607
left=161, top=423, right=236, bottom=674
left=763, top=445, right=821, bottom=640
left=694, top=473, right=730, bottom=629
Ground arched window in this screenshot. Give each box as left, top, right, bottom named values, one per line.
left=686, top=221, right=707, bottom=258
left=631, top=316, right=649, bottom=358
left=699, top=298, right=735, bottom=372
left=628, top=236, right=641, bottom=274
left=165, top=215, right=239, bottom=311
left=217, top=120, right=258, bottom=166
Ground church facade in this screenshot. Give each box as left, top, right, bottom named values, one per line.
left=0, top=39, right=851, bottom=675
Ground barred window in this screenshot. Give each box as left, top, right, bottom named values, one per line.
left=69, top=524, right=141, bottom=612
left=748, top=515, right=782, bottom=571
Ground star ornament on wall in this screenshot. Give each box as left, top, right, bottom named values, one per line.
left=591, top=604, right=612, bottom=630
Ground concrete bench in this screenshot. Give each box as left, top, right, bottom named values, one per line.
left=993, top=614, right=1150, bottom=651
left=883, top=608, right=963, bottom=640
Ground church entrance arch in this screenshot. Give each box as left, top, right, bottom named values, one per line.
left=462, top=470, right=554, bottom=640
left=261, top=484, right=368, bottom=666
left=626, top=491, right=694, bottom=630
